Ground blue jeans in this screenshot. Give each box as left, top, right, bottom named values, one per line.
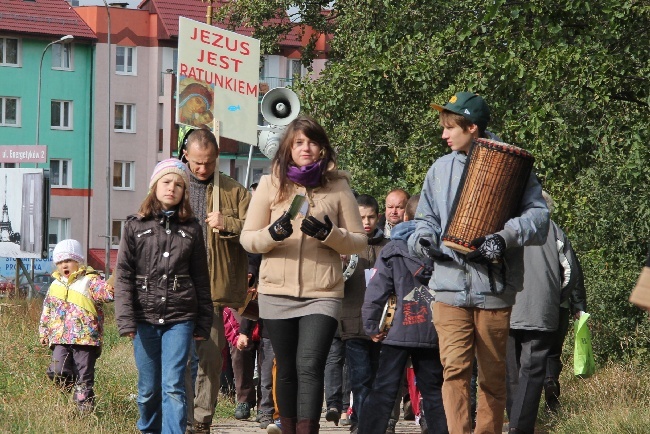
left=133, top=321, right=193, bottom=434
left=344, top=338, right=381, bottom=426
left=324, top=335, right=345, bottom=411
left=358, top=344, right=447, bottom=434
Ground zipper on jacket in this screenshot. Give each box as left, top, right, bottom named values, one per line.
left=173, top=275, right=177, bottom=291
left=137, top=229, right=152, bottom=237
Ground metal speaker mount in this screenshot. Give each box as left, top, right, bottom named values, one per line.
left=261, top=87, right=301, bottom=126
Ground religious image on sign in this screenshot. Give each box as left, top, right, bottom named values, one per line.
left=178, top=78, right=215, bottom=129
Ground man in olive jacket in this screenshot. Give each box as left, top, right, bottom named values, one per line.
left=181, top=128, right=251, bottom=433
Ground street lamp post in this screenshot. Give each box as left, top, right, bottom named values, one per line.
left=102, top=0, right=112, bottom=278
left=29, top=34, right=73, bottom=300
left=36, top=35, right=74, bottom=148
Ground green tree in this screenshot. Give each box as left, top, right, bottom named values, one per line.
left=213, top=0, right=650, bottom=361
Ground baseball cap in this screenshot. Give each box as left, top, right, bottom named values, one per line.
left=431, top=92, right=491, bottom=131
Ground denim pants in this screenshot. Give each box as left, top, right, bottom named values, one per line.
left=324, top=335, right=346, bottom=411
left=344, top=338, right=381, bottom=426
left=133, top=321, right=193, bottom=434
left=258, top=336, right=276, bottom=415
left=358, top=344, right=448, bottom=434
left=265, top=314, right=338, bottom=421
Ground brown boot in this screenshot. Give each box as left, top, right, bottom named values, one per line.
left=280, top=416, right=297, bottom=434
left=296, top=418, right=320, bottom=434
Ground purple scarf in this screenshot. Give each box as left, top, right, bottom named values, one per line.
left=287, top=161, right=323, bottom=187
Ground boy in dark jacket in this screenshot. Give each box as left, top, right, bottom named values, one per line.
left=359, top=194, right=448, bottom=434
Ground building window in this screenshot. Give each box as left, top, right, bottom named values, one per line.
left=51, top=42, right=73, bottom=70
left=0, top=163, right=16, bottom=168
left=49, top=218, right=70, bottom=246
left=116, top=46, right=136, bottom=75
left=287, top=59, right=302, bottom=79
left=111, top=220, right=126, bottom=247
left=113, top=161, right=134, bottom=190
left=0, top=97, right=19, bottom=126
left=51, top=100, right=73, bottom=130
left=0, top=37, right=20, bottom=66
left=50, top=159, right=71, bottom=188
left=114, top=103, right=135, bottom=132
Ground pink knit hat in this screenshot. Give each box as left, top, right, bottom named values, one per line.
left=149, top=158, right=190, bottom=189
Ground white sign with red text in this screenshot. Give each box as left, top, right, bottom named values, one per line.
left=177, top=17, right=261, bottom=146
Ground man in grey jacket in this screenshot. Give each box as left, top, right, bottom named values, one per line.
left=406, top=92, right=549, bottom=434
left=505, top=192, right=583, bottom=433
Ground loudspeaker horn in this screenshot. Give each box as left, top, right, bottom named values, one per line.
left=261, top=87, right=300, bottom=126
left=258, top=128, right=284, bottom=160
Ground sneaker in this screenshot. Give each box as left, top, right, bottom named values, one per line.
left=259, top=413, right=274, bottom=429
left=325, top=407, right=341, bottom=426
left=193, top=422, right=211, bottom=434
left=267, top=419, right=282, bottom=434
left=340, top=411, right=351, bottom=426
left=420, top=416, right=429, bottom=434
left=385, top=418, right=397, bottom=434
left=234, top=401, right=251, bottom=420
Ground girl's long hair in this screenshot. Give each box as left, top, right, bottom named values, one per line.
left=138, top=180, right=193, bottom=222
left=271, top=115, right=339, bottom=204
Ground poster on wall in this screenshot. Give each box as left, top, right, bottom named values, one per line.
left=176, top=16, right=261, bottom=146
left=0, top=169, right=50, bottom=259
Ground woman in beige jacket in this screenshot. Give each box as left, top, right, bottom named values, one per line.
left=241, top=115, right=366, bottom=434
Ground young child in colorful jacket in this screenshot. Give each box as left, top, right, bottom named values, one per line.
left=39, top=238, right=114, bottom=412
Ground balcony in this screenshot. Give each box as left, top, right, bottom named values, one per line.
left=259, top=76, right=294, bottom=98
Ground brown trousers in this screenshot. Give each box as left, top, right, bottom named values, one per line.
left=433, top=303, right=511, bottom=434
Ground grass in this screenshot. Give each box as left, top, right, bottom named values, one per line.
left=2, top=298, right=650, bottom=433
left=0, top=299, right=236, bottom=433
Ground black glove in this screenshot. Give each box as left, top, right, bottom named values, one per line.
left=301, top=215, right=333, bottom=241
left=466, top=234, right=506, bottom=264
left=269, top=211, right=293, bottom=241
left=417, top=238, right=453, bottom=262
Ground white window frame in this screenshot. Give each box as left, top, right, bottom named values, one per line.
left=113, top=161, right=135, bottom=190
left=116, top=46, right=136, bottom=75
left=50, top=159, right=72, bottom=188
left=0, top=37, right=20, bottom=67
left=111, top=220, right=126, bottom=248
left=49, top=218, right=70, bottom=246
left=287, top=58, right=303, bottom=79
left=51, top=42, right=74, bottom=71
left=51, top=100, right=73, bottom=130
left=114, top=103, right=136, bottom=133
left=0, top=97, right=20, bottom=127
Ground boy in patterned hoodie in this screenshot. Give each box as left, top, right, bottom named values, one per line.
left=39, top=239, right=114, bottom=412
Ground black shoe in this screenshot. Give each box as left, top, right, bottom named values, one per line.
left=385, top=418, right=397, bottom=434
left=544, top=377, right=561, bottom=413
left=325, top=407, right=341, bottom=426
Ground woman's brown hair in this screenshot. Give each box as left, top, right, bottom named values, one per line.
left=138, top=179, right=194, bottom=222
left=271, top=115, right=339, bottom=204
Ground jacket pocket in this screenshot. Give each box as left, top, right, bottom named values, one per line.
left=169, top=275, right=197, bottom=316
left=134, top=276, right=151, bottom=313
left=314, top=246, right=341, bottom=290
left=260, top=246, right=286, bottom=286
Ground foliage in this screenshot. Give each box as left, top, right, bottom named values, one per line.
left=212, top=0, right=650, bottom=362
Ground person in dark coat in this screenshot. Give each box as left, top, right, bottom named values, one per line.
left=359, top=194, right=448, bottom=434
